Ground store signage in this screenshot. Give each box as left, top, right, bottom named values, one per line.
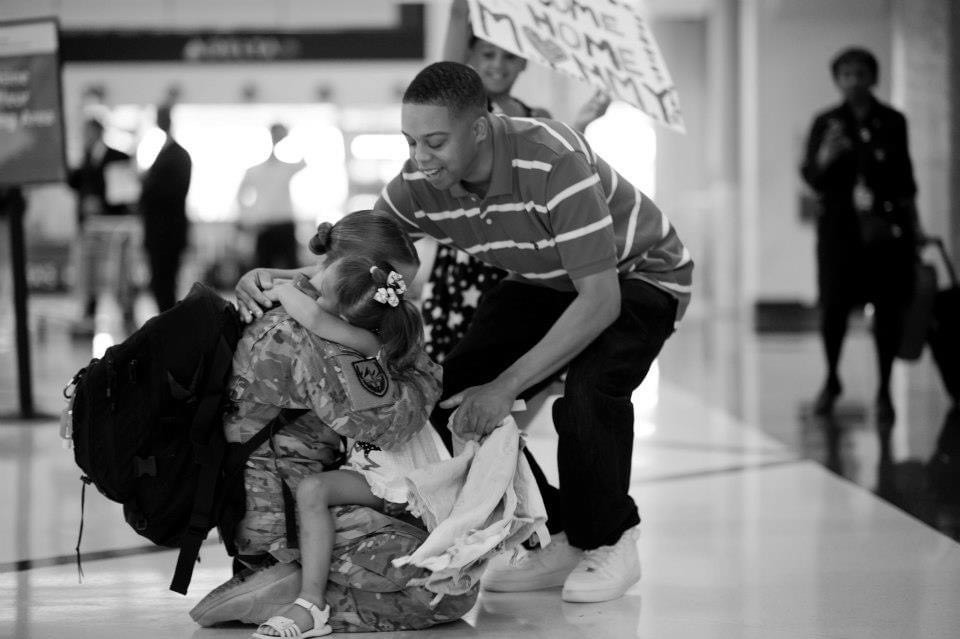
left=60, top=5, right=424, bottom=63
left=0, top=18, right=66, bottom=186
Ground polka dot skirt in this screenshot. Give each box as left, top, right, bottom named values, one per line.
left=421, top=245, right=507, bottom=363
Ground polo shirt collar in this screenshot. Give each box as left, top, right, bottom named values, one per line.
left=448, top=114, right=513, bottom=199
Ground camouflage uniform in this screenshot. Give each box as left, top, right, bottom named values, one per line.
left=223, top=307, right=441, bottom=558
left=209, top=310, right=475, bottom=631
left=191, top=505, right=478, bottom=632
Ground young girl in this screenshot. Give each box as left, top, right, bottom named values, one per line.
left=252, top=229, right=448, bottom=638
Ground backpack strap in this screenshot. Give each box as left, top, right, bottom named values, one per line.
left=169, top=401, right=309, bottom=594
left=169, top=334, right=237, bottom=595
left=234, top=407, right=310, bottom=461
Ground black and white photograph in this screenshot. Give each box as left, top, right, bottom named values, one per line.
left=1, top=1, right=958, bottom=637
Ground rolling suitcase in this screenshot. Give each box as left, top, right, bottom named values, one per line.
left=927, top=238, right=959, bottom=404
left=924, top=238, right=959, bottom=502
left=898, top=258, right=938, bottom=360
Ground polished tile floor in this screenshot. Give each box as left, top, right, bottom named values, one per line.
left=1, top=290, right=958, bottom=638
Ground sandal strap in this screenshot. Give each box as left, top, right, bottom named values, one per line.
left=293, top=598, right=318, bottom=615
left=293, top=598, right=330, bottom=628
left=256, top=614, right=299, bottom=637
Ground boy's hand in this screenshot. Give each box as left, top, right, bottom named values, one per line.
left=572, top=90, right=611, bottom=132
left=442, top=379, right=517, bottom=439
left=235, top=268, right=274, bottom=323
left=263, top=285, right=285, bottom=303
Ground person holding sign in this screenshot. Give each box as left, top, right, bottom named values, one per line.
left=238, top=61, right=692, bottom=603
left=424, top=0, right=545, bottom=367
left=423, top=0, right=611, bottom=365
left=444, top=0, right=552, bottom=120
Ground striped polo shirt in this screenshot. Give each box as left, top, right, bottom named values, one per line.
left=376, top=114, right=692, bottom=320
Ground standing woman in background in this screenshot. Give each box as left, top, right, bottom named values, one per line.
left=424, top=0, right=610, bottom=363
left=801, top=47, right=921, bottom=422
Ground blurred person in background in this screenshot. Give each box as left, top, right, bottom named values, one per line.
left=236, top=123, right=305, bottom=271
left=67, top=118, right=138, bottom=335
left=139, top=105, right=192, bottom=314
left=801, top=47, right=921, bottom=423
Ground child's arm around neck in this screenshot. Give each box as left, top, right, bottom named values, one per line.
left=268, top=280, right=381, bottom=358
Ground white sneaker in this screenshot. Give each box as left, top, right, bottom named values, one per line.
left=482, top=532, right=583, bottom=592
left=561, top=527, right=642, bottom=603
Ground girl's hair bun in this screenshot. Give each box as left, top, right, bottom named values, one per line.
left=309, top=222, right=334, bottom=255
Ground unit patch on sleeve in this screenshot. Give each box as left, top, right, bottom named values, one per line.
left=352, top=357, right=389, bottom=397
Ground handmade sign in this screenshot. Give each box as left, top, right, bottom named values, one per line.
left=467, top=0, right=684, bottom=132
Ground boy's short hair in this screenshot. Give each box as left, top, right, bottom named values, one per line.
left=402, top=61, right=488, bottom=119
left=830, top=47, right=879, bottom=84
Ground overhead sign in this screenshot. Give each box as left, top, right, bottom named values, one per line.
left=467, top=0, right=684, bottom=132
left=0, top=18, right=66, bottom=186
left=59, top=5, right=425, bottom=63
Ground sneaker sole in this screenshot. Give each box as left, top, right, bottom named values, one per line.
left=560, top=566, right=642, bottom=603
left=190, top=561, right=301, bottom=626
left=482, top=565, right=576, bottom=592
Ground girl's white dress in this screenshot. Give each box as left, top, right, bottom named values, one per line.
left=341, top=421, right=451, bottom=504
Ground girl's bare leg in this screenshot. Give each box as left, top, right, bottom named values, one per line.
left=256, top=470, right=381, bottom=636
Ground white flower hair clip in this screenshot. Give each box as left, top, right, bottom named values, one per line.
left=386, top=271, right=407, bottom=295
left=374, top=286, right=400, bottom=307
left=372, top=269, right=407, bottom=307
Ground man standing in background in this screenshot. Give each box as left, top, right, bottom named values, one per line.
left=140, top=105, right=192, bottom=313
left=235, top=123, right=305, bottom=270
left=67, top=118, right=136, bottom=334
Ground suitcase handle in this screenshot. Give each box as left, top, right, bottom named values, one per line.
left=925, top=237, right=958, bottom=288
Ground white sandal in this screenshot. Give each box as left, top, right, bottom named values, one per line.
left=252, top=597, right=332, bottom=638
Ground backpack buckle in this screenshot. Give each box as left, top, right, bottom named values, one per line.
left=133, top=455, right=157, bottom=477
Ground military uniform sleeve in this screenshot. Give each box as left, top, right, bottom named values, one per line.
left=288, top=328, right=442, bottom=450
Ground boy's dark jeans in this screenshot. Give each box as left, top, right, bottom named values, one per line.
left=430, top=278, right=678, bottom=551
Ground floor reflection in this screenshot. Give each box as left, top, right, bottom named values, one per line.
left=801, top=403, right=960, bottom=541
left=3, top=292, right=960, bottom=638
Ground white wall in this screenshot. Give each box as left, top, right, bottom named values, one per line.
left=746, top=0, right=893, bottom=303
left=892, top=0, right=954, bottom=251
left=742, top=0, right=891, bottom=303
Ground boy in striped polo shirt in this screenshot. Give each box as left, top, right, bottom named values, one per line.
left=377, top=62, right=693, bottom=603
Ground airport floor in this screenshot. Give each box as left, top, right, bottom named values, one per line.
left=1, top=290, right=959, bottom=639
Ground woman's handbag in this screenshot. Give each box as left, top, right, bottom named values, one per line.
left=898, top=254, right=937, bottom=360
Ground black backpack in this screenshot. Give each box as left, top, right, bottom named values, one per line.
left=65, top=282, right=307, bottom=593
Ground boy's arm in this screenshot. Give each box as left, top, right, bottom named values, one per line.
left=442, top=0, right=472, bottom=64
left=235, top=265, right=319, bottom=322
left=271, top=279, right=381, bottom=357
